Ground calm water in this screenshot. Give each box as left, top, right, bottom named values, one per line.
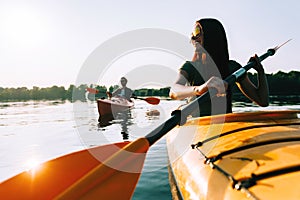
left=0, top=99, right=299, bottom=199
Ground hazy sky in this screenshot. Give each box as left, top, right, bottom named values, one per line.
left=0, top=0, right=299, bottom=88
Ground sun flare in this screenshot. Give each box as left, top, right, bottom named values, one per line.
left=0, top=5, right=48, bottom=47
left=25, top=158, right=42, bottom=172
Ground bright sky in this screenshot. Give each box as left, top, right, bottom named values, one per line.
left=0, top=0, right=299, bottom=89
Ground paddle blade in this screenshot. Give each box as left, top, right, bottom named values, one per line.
left=144, top=97, right=160, bottom=105
left=57, top=138, right=150, bottom=199
left=0, top=139, right=149, bottom=200
left=86, top=88, right=99, bottom=94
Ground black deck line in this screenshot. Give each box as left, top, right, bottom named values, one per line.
left=208, top=137, right=300, bottom=162
left=235, top=164, right=300, bottom=189
left=194, top=122, right=300, bottom=148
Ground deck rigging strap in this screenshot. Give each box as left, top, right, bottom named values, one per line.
left=235, top=164, right=300, bottom=190
left=191, top=122, right=300, bottom=148
left=193, top=137, right=300, bottom=199
left=193, top=146, right=259, bottom=200
left=206, top=137, right=300, bottom=163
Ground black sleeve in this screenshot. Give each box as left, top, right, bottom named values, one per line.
left=180, top=61, right=194, bottom=83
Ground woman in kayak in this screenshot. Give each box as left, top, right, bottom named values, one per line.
left=169, top=18, right=269, bottom=116
left=107, top=77, right=134, bottom=101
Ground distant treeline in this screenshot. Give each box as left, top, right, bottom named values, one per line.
left=232, top=70, right=300, bottom=103
left=0, top=84, right=171, bottom=102
left=0, top=71, right=299, bottom=102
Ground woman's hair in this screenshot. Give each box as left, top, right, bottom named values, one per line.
left=197, top=18, right=229, bottom=78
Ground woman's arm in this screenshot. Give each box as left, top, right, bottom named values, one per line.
left=169, top=70, right=227, bottom=100
left=236, top=55, right=269, bottom=107
left=169, top=71, right=195, bottom=100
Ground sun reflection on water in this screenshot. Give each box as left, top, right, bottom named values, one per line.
left=24, top=158, right=42, bottom=175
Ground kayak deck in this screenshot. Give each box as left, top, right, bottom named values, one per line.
left=166, top=110, right=300, bottom=200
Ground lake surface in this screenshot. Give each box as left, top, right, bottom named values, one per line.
left=0, top=99, right=299, bottom=199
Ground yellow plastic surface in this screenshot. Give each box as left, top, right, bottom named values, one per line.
left=167, top=110, right=300, bottom=200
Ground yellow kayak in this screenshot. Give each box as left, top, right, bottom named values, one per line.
left=166, top=110, right=300, bottom=200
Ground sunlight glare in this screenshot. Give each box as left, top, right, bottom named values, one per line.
left=25, top=158, right=42, bottom=174
left=0, top=6, right=48, bottom=48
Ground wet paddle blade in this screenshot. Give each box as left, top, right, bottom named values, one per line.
left=86, top=88, right=99, bottom=94
left=0, top=139, right=149, bottom=200
left=274, top=39, right=292, bottom=52
left=145, top=97, right=160, bottom=105
left=135, top=97, right=160, bottom=105
left=57, top=138, right=149, bottom=199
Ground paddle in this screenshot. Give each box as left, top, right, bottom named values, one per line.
left=0, top=42, right=288, bottom=200
left=86, top=87, right=161, bottom=105
left=131, top=96, right=160, bottom=105
left=86, top=87, right=99, bottom=94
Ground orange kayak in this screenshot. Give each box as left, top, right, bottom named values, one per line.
left=97, top=97, right=134, bottom=117
left=167, top=110, right=300, bottom=200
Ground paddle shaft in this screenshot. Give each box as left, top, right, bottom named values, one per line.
left=132, top=96, right=144, bottom=100
left=87, top=89, right=160, bottom=104
left=145, top=48, right=276, bottom=145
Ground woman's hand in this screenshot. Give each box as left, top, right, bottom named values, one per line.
left=194, top=76, right=228, bottom=96
left=191, top=40, right=202, bottom=53
left=248, top=54, right=264, bottom=73
left=238, top=54, right=269, bottom=107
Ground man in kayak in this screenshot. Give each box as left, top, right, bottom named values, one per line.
left=107, top=77, right=134, bottom=101
left=169, top=18, right=269, bottom=116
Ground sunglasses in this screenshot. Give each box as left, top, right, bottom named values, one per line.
left=191, top=25, right=203, bottom=40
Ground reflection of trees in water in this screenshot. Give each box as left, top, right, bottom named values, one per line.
left=98, top=110, right=133, bottom=141
left=232, top=95, right=300, bottom=106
